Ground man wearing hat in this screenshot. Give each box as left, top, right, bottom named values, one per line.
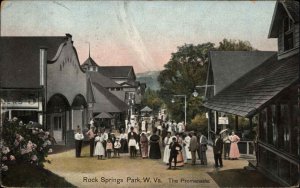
left=213, top=134, right=223, bottom=168
left=86, top=125, right=96, bottom=157
left=197, top=132, right=208, bottom=165
left=168, top=137, right=182, bottom=170
left=189, top=131, right=198, bottom=165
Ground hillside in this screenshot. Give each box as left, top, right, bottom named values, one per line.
left=136, top=71, right=160, bottom=90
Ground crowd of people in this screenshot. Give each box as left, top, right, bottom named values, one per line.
left=74, top=118, right=241, bottom=170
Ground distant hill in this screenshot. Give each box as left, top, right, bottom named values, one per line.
left=136, top=71, right=161, bottom=90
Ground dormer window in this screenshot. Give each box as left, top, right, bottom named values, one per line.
left=283, top=17, right=294, bottom=51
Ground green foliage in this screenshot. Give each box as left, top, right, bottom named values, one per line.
left=1, top=118, right=53, bottom=173
left=187, top=113, right=208, bottom=136
left=141, top=88, right=163, bottom=113
left=158, top=39, right=256, bottom=123
left=158, top=43, right=215, bottom=122
left=218, top=39, right=256, bottom=51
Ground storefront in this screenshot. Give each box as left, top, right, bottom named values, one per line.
left=0, top=89, right=43, bottom=124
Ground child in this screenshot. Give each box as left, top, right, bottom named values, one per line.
left=106, top=139, right=113, bottom=158
left=114, top=137, right=121, bottom=157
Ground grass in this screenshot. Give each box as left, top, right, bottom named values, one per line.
left=1, top=162, right=75, bottom=187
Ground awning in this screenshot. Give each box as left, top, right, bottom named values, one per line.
left=94, top=112, right=113, bottom=119
left=141, top=106, right=152, bottom=112
left=204, top=54, right=299, bottom=117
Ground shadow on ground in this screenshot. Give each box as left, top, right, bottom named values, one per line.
left=1, top=163, right=75, bottom=187
left=208, top=169, right=282, bottom=187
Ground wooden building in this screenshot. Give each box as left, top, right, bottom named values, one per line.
left=0, top=34, right=91, bottom=146
left=204, top=0, right=299, bottom=186
left=82, top=57, right=146, bottom=121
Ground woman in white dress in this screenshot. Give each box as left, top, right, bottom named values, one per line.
left=183, top=134, right=192, bottom=162
left=94, top=132, right=105, bottom=160
left=163, top=132, right=172, bottom=164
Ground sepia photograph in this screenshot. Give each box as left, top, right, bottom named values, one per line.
left=0, top=0, right=299, bottom=187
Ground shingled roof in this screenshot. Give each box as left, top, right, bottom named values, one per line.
left=204, top=53, right=299, bottom=117
left=98, top=66, right=135, bottom=79
left=92, top=83, right=128, bottom=113
left=88, top=71, right=122, bottom=88
left=0, top=36, right=65, bottom=88
left=209, top=51, right=276, bottom=95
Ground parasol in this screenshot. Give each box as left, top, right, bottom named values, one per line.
left=219, top=129, right=228, bottom=134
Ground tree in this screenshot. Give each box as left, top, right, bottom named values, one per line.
left=158, top=43, right=215, bottom=123
left=218, top=39, right=256, bottom=51
left=141, top=88, right=163, bottom=113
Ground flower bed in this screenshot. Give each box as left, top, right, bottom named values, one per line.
left=1, top=118, right=54, bottom=173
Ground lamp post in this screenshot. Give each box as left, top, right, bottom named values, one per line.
left=171, top=94, right=187, bottom=127
left=192, top=85, right=216, bottom=144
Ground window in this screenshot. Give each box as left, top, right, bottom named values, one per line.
left=54, top=116, right=62, bottom=130
left=267, top=107, right=273, bottom=145
left=283, top=17, right=294, bottom=51
left=284, top=33, right=294, bottom=51
left=283, top=17, right=293, bottom=32
left=291, top=105, right=300, bottom=156
left=278, top=104, right=290, bottom=151
left=267, top=106, right=277, bottom=146
left=259, top=109, right=267, bottom=142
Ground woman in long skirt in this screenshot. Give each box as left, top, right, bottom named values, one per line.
left=172, top=134, right=184, bottom=167
left=163, top=132, right=172, bottom=164
left=140, top=132, right=149, bottom=158
left=94, top=132, right=105, bottom=160
left=149, top=128, right=161, bottom=159
left=229, top=132, right=240, bottom=159
left=119, top=130, right=128, bottom=153
left=183, top=133, right=192, bottom=162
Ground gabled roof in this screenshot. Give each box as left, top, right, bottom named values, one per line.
left=209, top=51, right=276, bottom=95
left=120, top=80, right=140, bottom=87
left=82, top=56, right=98, bottom=67
left=204, top=53, right=299, bottom=117
left=94, top=112, right=113, bottom=119
left=98, top=66, right=135, bottom=79
left=88, top=71, right=122, bottom=88
left=0, top=36, right=65, bottom=88
left=269, top=0, right=299, bottom=38
left=92, top=83, right=128, bottom=113
left=141, top=106, right=153, bottom=112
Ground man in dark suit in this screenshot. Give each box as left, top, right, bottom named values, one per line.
left=197, top=132, right=208, bottom=165
left=128, top=127, right=138, bottom=158
left=189, top=131, right=198, bottom=165
left=168, top=137, right=182, bottom=170
left=213, top=134, right=223, bottom=168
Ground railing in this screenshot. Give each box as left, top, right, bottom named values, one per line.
left=238, top=140, right=255, bottom=156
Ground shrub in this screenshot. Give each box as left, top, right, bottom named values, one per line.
left=1, top=118, right=54, bottom=173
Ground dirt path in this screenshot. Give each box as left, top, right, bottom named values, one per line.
left=45, top=145, right=252, bottom=188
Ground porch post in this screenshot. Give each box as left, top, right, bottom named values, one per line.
left=235, top=115, right=239, bottom=131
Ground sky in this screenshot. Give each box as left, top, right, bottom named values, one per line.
left=1, top=0, right=277, bottom=73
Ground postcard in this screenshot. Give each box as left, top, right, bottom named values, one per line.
left=0, top=0, right=299, bottom=187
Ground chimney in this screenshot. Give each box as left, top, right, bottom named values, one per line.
left=65, top=33, right=72, bottom=43
left=39, top=47, right=48, bottom=86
